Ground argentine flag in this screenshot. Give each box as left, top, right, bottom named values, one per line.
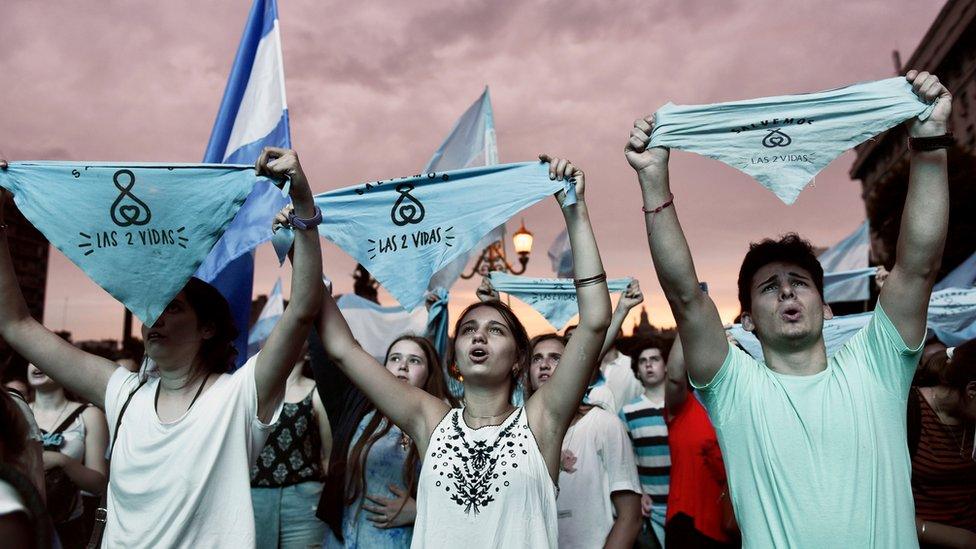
left=195, top=0, right=291, bottom=367
left=426, top=88, right=500, bottom=292
left=818, top=221, right=871, bottom=303
left=934, top=249, right=976, bottom=291
left=247, top=279, right=284, bottom=358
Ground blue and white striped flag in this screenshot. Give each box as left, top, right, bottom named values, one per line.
left=336, top=294, right=428, bottom=364
left=928, top=288, right=976, bottom=346
left=818, top=221, right=871, bottom=303
left=547, top=228, right=573, bottom=278
left=426, top=88, right=500, bottom=292
left=195, top=0, right=291, bottom=367
left=934, top=249, right=976, bottom=291
left=247, top=278, right=284, bottom=357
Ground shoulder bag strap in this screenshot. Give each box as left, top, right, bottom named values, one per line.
left=86, top=378, right=147, bottom=549
left=51, top=403, right=90, bottom=435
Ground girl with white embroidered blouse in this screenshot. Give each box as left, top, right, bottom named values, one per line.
left=315, top=155, right=611, bottom=548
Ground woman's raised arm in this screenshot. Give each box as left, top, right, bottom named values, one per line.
left=526, top=155, right=612, bottom=453
left=315, top=284, right=449, bottom=452
left=252, top=148, right=324, bottom=423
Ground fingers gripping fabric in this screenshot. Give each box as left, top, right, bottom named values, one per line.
left=0, top=162, right=260, bottom=325
left=649, top=77, right=935, bottom=204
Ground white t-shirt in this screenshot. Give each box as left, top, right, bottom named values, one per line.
left=102, top=355, right=282, bottom=548
left=557, top=407, right=642, bottom=549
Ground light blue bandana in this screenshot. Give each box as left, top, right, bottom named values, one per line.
left=0, top=162, right=261, bottom=326
left=316, top=162, right=576, bottom=310
left=927, top=288, right=976, bottom=346
left=728, top=311, right=874, bottom=361
left=489, top=272, right=632, bottom=330
left=650, top=77, right=935, bottom=204
left=730, top=288, right=976, bottom=357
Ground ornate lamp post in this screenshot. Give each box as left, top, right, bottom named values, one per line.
left=461, top=219, right=534, bottom=279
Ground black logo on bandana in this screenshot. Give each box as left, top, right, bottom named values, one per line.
left=110, top=170, right=152, bottom=227
left=391, top=183, right=425, bottom=226
left=762, top=129, right=792, bottom=148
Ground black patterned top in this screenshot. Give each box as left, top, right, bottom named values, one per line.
left=412, top=407, right=559, bottom=548
left=251, top=388, right=324, bottom=487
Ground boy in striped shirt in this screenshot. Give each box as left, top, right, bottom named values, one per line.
left=619, top=341, right=672, bottom=547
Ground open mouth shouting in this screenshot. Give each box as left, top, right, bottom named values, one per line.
left=780, top=305, right=803, bottom=323
left=468, top=346, right=490, bottom=364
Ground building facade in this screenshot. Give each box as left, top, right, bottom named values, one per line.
left=850, top=0, right=976, bottom=275
left=1, top=192, right=50, bottom=370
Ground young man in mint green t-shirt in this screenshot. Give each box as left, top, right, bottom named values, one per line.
left=624, top=70, right=952, bottom=548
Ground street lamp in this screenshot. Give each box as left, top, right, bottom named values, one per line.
left=460, top=218, right=534, bottom=279
left=512, top=219, right=534, bottom=257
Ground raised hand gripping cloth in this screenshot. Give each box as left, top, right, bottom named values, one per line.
left=316, top=162, right=576, bottom=310
left=489, top=272, right=632, bottom=330
left=649, top=77, right=935, bottom=204
left=0, top=162, right=261, bottom=326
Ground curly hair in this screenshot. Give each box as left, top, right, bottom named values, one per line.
left=737, top=233, right=825, bottom=314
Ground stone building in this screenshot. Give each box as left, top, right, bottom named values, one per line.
left=851, top=0, right=976, bottom=276
left=0, top=192, right=50, bottom=369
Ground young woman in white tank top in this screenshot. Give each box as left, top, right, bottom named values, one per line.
left=315, top=155, right=612, bottom=548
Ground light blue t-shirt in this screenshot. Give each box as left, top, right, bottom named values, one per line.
left=694, top=305, right=921, bottom=548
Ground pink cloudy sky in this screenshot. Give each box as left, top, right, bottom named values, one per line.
left=0, top=1, right=945, bottom=341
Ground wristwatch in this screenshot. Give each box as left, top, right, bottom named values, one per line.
left=287, top=206, right=323, bottom=230
left=908, top=133, right=954, bottom=152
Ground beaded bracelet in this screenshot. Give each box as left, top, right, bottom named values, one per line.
left=642, top=193, right=674, bottom=214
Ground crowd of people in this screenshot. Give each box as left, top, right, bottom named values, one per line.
left=0, top=70, right=973, bottom=548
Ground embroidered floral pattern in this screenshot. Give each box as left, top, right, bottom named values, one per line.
left=427, top=409, right=531, bottom=514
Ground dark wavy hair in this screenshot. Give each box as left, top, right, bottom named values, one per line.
left=450, top=300, right=531, bottom=400
left=737, top=233, right=825, bottom=314
left=344, top=335, right=449, bottom=515
left=0, top=390, right=29, bottom=466
left=180, top=277, right=239, bottom=378
left=629, top=337, right=674, bottom=377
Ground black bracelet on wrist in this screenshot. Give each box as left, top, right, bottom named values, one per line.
left=908, top=133, right=954, bottom=151
left=574, top=272, right=607, bottom=288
